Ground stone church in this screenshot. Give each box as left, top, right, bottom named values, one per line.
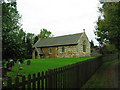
left=32, top=31, right=91, bottom=59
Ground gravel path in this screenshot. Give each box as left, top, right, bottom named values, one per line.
left=82, top=59, right=119, bottom=88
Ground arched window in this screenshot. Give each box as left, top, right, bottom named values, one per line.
left=83, top=41, right=86, bottom=52
left=49, top=48, right=52, bottom=54
left=35, top=51, right=38, bottom=56
left=83, top=45, right=86, bottom=52
left=62, top=47, right=65, bottom=52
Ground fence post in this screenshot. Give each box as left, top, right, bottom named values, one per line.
left=47, top=69, right=52, bottom=88
left=28, top=74, right=31, bottom=88
left=41, top=71, right=44, bottom=89
left=57, top=68, right=62, bottom=88
left=15, top=77, right=19, bottom=88
left=37, top=72, right=40, bottom=89
left=22, top=76, right=26, bottom=88
left=45, top=71, right=48, bottom=88
left=33, top=74, right=36, bottom=88
left=52, top=69, right=56, bottom=88
left=60, top=67, right=63, bottom=89
left=7, top=77, right=12, bottom=88
left=55, top=69, right=58, bottom=88
left=76, top=63, right=80, bottom=88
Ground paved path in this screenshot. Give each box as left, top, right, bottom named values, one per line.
left=82, top=59, right=119, bottom=88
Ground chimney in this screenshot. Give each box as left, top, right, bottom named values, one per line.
left=83, top=29, right=85, bottom=32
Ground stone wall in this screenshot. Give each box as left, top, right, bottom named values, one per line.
left=76, top=32, right=91, bottom=57
left=56, top=45, right=79, bottom=58
left=32, top=48, right=40, bottom=59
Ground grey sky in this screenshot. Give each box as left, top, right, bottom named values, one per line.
left=17, top=0, right=100, bottom=45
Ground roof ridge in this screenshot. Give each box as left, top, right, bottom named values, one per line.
left=50, top=32, right=83, bottom=38
left=38, top=32, right=83, bottom=40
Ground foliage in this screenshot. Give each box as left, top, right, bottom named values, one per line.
left=105, top=42, right=117, bottom=53
left=95, top=2, right=120, bottom=51
left=2, top=1, right=54, bottom=60
left=2, top=1, right=22, bottom=60
left=2, top=1, right=36, bottom=60
left=33, top=28, right=53, bottom=44
left=38, top=28, right=53, bottom=39
left=90, top=40, right=94, bottom=52
left=33, top=36, right=39, bottom=44
left=25, top=33, right=35, bottom=58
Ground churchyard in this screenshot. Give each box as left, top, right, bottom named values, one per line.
left=2, top=57, right=94, bottom=83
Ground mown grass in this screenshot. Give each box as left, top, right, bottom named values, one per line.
left=2, top=57, right=95, bottom=87
left=7, top=57, right=94, bottom=77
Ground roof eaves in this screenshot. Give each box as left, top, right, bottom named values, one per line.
left=37, top=43, right=78, bottom=48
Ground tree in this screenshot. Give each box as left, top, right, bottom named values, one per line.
left=33, top=36, right=39, bottom=44
left=2, top=1, right=22, bottom=60
left=90, top=40, right=94, bottom=52
left=2, top=1, right=54, bottom=60
left=25, top=33, right=35, bottom=58
left=38, top=28, right=53, bottom=39
left=94, top=2, right=120, bottom=51
left=105, top=42, right=117, bottom=54
left=2, top=1, right=36, bottom=60
left=33, top=28, right=53, bottom=44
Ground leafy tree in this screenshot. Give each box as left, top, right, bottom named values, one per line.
left=25, top=33, right=35, bottom=58
left=2, top=1, right=22, bottom=60
left=38, top=28, right=53, bottom=39
left=26, top=33, right=35, bottom=45
left=2, top=1, right=36, bottom=60
left=105, top=42, right=117, bottom=54
left=90, top=40, right=94, bottom=48
left=33, top=28, right=53, bottom=44
left=95, top=2, right=120, bottom=51
left=2, top=1, right=54, bottom=60
left=90, top=40, right=94, bottom=52
left=33, top=36, right=39, bottom=44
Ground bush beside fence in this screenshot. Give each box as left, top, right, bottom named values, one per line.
left=3, top=56, right=103, bottom=89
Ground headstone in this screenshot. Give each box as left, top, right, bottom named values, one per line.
left=18, top=61, right=23, bottom=70
left=9, top=59, right=14, bottom=67
left=14, top=59, right=17, bottom=63
left=12, top=61, right=14, bottom=66
left=27, top=60, right=31, bottom=65
left=19, top=59, right=23, bottom=64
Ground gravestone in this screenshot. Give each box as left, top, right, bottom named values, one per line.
left=19, top=59, right=23, bottom=64
left=27, top=60, right=31, bottom=65
left=18, top=61, right=23, bottom=70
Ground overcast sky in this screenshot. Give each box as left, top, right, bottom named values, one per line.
left=17, top=0, right=100, bottom=45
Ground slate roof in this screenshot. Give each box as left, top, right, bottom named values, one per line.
left=33, top=33, right=83, bottom=48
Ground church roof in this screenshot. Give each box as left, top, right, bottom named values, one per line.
left=33, top=33, right=83, bottom=48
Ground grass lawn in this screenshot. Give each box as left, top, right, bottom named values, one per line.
left=7, top=57, right=95, bottom=78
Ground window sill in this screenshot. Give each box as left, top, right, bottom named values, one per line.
left=49, top=53, right=52, bottom=54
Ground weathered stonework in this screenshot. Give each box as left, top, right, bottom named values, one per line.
left=56, top=45, right=78, bottom=58
left=32, top=32, right=91, bottom=59
left=76, top=32, right=91, bottom=57
left=32, top=48, right=40, bottom=59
